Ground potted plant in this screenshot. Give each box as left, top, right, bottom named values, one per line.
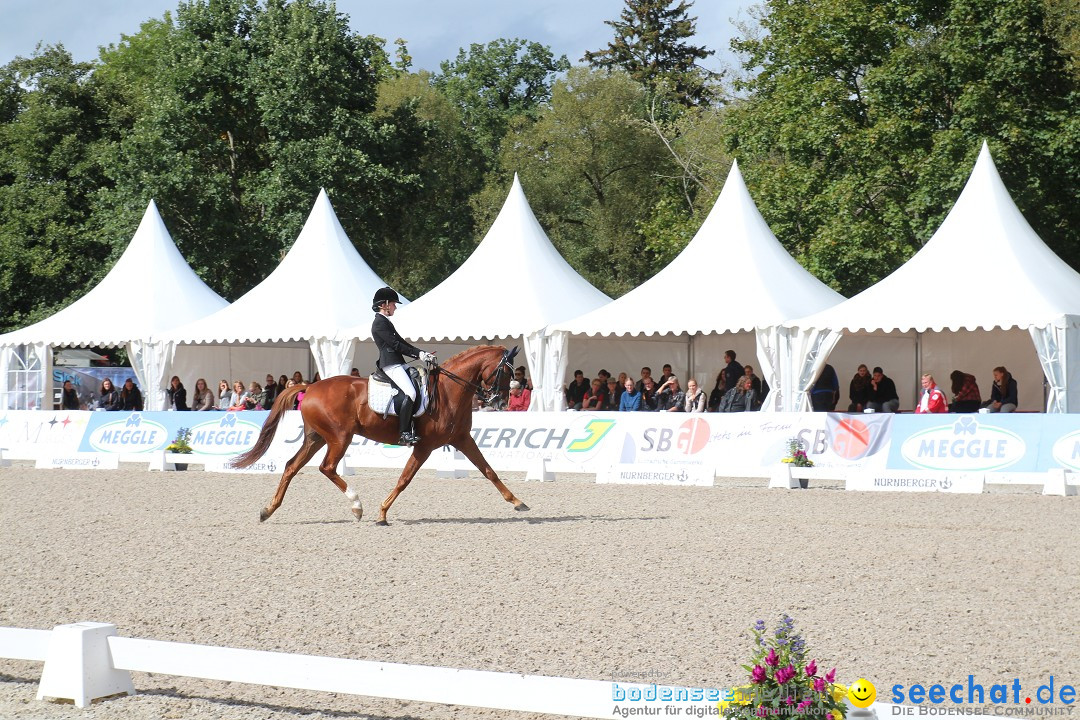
left=782, top=437, right=814, bottom=488
left=165, top=427, right=193, bottom=471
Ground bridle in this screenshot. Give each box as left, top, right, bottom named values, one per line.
left=431, top=347, right=518, bottom=407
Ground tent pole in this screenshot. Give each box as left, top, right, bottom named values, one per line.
left=914, top=331, right=922, bottom=408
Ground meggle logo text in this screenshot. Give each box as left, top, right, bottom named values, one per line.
left=901, top=418, right=1025, bottom=471
left=88, top=414, right=167, bottom=453
left=189, top=414, right=261, bottom=454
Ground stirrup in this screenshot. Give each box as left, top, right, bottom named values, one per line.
left=398, top=431, right=420, bottom=446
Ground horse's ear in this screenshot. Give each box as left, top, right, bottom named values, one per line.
left=508, top=346, right=519, bottom=362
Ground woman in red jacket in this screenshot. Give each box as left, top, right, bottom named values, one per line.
left=915, top=373, right=948, bottom=413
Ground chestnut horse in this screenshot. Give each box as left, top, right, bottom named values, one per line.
left=231, top=345, right=529, bottom=524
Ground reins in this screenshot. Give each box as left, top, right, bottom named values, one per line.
left=424, top=348, right=515, bottom=408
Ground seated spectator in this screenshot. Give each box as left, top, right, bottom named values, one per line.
left=810, top=363, right=840, bottom=411
left=619, top=378, right=642, bottom=411
left=719, top=376, right=756, bottom=412
left=312, top=372, right=322, bottom=383
left=708, top=370, right=727, bottom=412
left=277, top=375, right=288, bottom=394
left=684, top=378, right=706, bottom=412
left=949, top=370, right=981, bottom=413
left=743, top=364, right=768, bottom=410
left=597, top=368, right=611, bottom=386
left=565, top=369, right=589, bottom=410
left=263, top=374, right=279, bottom=407
left=350, top=368, right=361, bottom=377
left=582, top=378, right=607, bottom=410
left=166, top=376, right=189, bottom=411
left=244, top=381, right=264, bottom=410
left=285, top=379, right=300, bottom=409
left=916, top=373, right=948, bottom=413
left=639, top=376, right=659, bottom=411
left=723, top=351, right=744, bottom=392
left=635, top=367, right=653, bottom=394
left=513, top=365, right=532, bottom=390
left=118, top=378, right=144, bottom=411
left=217, top=379, right=233, bottom=410
left=99, top=378, right=120, bottom=410
left=866, top=367, right=900, bottom=413
left=656, top=376, right=685, bottom=411
left=61, top=380, right=80, bottom=410
left=191, top=378, right=215, bottom=410
left=228, top=380, right=250, bottom=411
left=848, top=364, right=871, bottom=412
left=605, top=378, right=621, bottom=410
left=292, top=370, right=304, bottom=385
left=982, top=366, right=1018, bottom=413
left=507, top=380, right=531, bottom=411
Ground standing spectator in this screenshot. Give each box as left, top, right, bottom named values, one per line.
left=810, top=363, right=840, bottom=411
left=507, top=380, right=531, bottom=411
left=217, top=379, right=233, bottom=410
left=916, top=373, right=948, bottom=413
left=657, top=376, right=686, bottom=412
left=119, top=378, right=144, bottom=411
left=565, top=370, right=589, bottom=410
left=619, top=378, right=642, bottom=411
left=867, top=367, right=900, bottom=413
left=582, top=378, right=607, bottom=410
left=99, top=379, right=120, bottom=410
left=61, top=380, right=80, bottom=410
left=191, top=379, right=215, bottom=410
left=514, top=365, right=532, bottom=390
left=949, top=370, right=982, bottom=413
left=743, top=364, right=769, bottom=409
left=166, top=376, right=189, bottom=411
left=983, top=366, right=1018, bottom=413
left=708, top=370, right=727, bottom=412
left=723, top=352, right=744, bottom=393
left=683, top=378, right=707, bottom=412
left=848, top=364, right=872, bottom=412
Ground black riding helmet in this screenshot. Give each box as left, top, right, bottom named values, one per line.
left=371, top=286, right=402, bottom=312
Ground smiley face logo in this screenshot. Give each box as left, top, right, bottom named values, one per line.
left=848, top=678, right=876, bottom=708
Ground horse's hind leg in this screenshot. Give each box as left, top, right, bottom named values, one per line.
left=376, top=447, right=432, bottom=525
left=318, top=434, right=362, bottom=521
left=454, top=434, right=529, bottom=512
left=260, top=432, right=325, bottom=522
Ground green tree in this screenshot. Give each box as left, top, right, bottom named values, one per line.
left=584, top=0, right=715, bottom=106
left=432, top=38, right=570, bottom=167
left=725, top=0, right=1080, bottom=296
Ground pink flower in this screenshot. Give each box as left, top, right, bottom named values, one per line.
left=827, top=714, right=835, bottom=720
left=814, top=677, right=826, bottom=693
left=775, top=665, right=796, bottom=684
left=785, top=696, right=795, bottom=706
left=805, top=660, right=818, bottom=677
left=825, top=668, right=836, bottom=684
left=752, top=665, right=768, bottom=684
left=765, top=648, right=779, bottom=667
left=757, top=706, right=768, bottom=717
left=797, top=699, right=813, bottom=713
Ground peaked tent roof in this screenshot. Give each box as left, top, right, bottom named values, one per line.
left=379, top=174, right=611, bottom=341
left=169, top=189, right=396, bottom=344
left=789, top=143, right=1080, bottom=333
left=552, top=160, right=844, bottom=337
left=0, top=200, right=228, bottom=347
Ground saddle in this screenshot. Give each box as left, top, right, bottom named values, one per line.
left=369, top=365, right=429, bottom=419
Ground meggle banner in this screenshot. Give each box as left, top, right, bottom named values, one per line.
left=78, top=411, right=269, bottom=455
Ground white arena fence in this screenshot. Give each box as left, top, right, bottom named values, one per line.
left=0, top=622, right=723, bottom=717
left=0, top=409, right=1078, bottom=495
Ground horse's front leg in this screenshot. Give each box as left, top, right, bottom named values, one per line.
left=376, top=446, right=432, bottom=525
left=454, top=434, right=529, bottom=512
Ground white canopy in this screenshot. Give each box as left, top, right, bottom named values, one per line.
left=0, top=200, right=228, bottom=410
left=548, top=160, right=844, bottom=409
left=352, top=174, right=610, bottom=410
left=165, top=189, right=396, bottom=381
left=784, top=142, right=1080, bottom=412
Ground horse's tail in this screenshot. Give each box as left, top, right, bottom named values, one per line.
left=232, top=384, right=307, bottom=468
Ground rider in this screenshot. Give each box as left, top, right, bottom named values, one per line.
left=371, top=287, right=436, bottom=446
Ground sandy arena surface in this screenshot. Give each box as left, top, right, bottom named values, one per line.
left=1, top=464, right=1078, bottom=719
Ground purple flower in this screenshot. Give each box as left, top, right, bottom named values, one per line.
left=776, top=664, right=796, bottom=684
left=805, top=660, right=818, bottom=677
left=756, top=706, right=768, bottom=717
left=751, top=665, right=768, bottom=684
left=765, top=648, right=779, bottom=667
left=825, top=668, right=836, bottom=684
left=797, top=699, right=813, bottom=713
left=785, top=696, right=795, bottom=706
left=827, top=714, right=835, bottom=720
left=814, top=677, right=826, bottom=693
left=754, top=619, right=767, bottom=632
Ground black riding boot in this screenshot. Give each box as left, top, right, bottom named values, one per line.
left=398, top=396, right=419, bottom=446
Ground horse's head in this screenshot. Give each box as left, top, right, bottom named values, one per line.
left=476, top=346, right=518, bottom=408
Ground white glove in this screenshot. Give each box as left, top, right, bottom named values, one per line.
left=420, top=351, right=437, bottom=364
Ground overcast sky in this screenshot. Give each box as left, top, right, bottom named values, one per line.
left=2, top=0, right=750, bottom=74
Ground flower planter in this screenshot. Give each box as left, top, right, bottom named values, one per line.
left=164, top=452, right=192, bottom=471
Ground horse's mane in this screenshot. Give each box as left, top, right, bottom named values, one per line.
left=442, top=344, right=501, bottom=366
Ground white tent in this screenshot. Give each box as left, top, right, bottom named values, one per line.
left=783, top=142, right=1080, bottom=412
left=164, top=189, right=397, bottom=389
left=345, top=174, right=611, bottom=410
left=0, top=200, right=228, bottom=410
left=548, top=160, right=844, bottom=410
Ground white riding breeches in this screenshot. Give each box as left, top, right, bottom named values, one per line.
left=384, top=364, right=416, bottom=402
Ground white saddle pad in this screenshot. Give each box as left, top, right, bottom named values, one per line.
left=368, top=371, right=429, bottom=418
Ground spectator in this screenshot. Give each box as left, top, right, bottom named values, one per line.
left=635, top=367, right=653, bottom=394
left=166, top=376, right=189, bottom=411
left=639, top=376, right=659, bottom=411
left=866, top=367, right=900, bottom=413
left=619, top=378, right=642, bottom=411
left=312, top=372, right=322, bottom=383
left=191, top=378, right=215, bottom=411
left=350, top=368, right=361, bottom=377
left=513, top=365, right=530, bottom=390
left=658, top=364, right=674, bottom=385
left=597, top=368, right=612, bottom=386
left=723, top=351, right=744, bottom=393
left=216, top=380, right=233, bottom=410
left=507, top=380, right=531, bottom=411
left=656, top=376, right=685, bottom=411
left=263, top=374, right=279, bottom=407
left=61, top=380, right=80, bottom=410
left=683, top=378, right=707, bottom=412
left=605, top=378, right=621, bottom=410
left=228, top=380, right=249, bottom=411
left=292, top=370, right=304, bottom=385
left=743, top=364, right=769, bottom=410
left=565, top=369, right=589, bottom=410
left=810, top=363, right=840, bottom=411
left=983, top=366, right=1018, bottom=413
left=285, top=379, right=300, bottom=409
left=582, top=378, right=607, bottom=410
left=708, top=370, right=727, bottom=412
left=277, top=375, right=288, bottom=394
left=719, top=376, right=756, bottom=412
left=244, top=381, right=264, bottom=410
left=98, top=379, right=120, bottom=410
left=848, top=364, right=872, bottom=412
left=916, top=373, right=948, bottom=413
left=118, top=378, right=144, bottom=411
left=949, top=370, right=982, bottom=413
